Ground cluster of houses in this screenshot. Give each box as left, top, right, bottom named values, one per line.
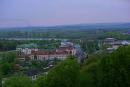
left=104, top=38, right=130, bottom=52
left=17, top=42, right=86, bottom=63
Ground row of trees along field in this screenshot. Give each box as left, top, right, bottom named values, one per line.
left=0, top=45, right=130, bottom=87
left=0, top=40, right=60, bottom=51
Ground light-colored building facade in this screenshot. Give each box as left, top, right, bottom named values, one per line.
left=29, top=47, right=76, bottom=61
left=17, top=42, right=85, bottom=63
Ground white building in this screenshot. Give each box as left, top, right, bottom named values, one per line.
left=29, top=47, right=76, bottom=61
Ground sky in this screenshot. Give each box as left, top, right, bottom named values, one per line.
left=0, top=0, right=130, bottom=27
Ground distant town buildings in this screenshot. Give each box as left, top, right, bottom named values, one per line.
left=104, top=38, right=130, bottom=52
left=17, top=41, right=86, bottom=63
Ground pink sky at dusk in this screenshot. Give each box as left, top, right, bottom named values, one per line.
left=0, top=0, right=130, bottom=27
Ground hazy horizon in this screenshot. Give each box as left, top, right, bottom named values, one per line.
left=0, top=0, right=130, bottom=28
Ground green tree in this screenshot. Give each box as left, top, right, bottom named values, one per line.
left=0, top=52, right=16, bottom=65
left=80, top=63, right=99, bottom=87
left=3, top=75, right=32, bottom=87
left=46, top=58, right=80, bottom=87
left=35, top=74, right=47, bottom=87
left=97, top=46, right=130, bottom=87
left=1, top=63, right=12, bottom=75
left=80, top=46, right=130, bottom=87
left=0, top=52, right=16, bottom=75
left=0, top=71, right=2, bottom=87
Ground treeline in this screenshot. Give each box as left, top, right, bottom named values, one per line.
left=0, top=40, right=60, bottom=51
left=0, top=28, right=130, bottom=39
left=80, top=40, right=99, bottom=53
left=1, top=45, right=130, bottom=87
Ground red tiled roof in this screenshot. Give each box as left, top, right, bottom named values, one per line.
left=19, top=47, right=75, bottom=56
left=56, top=47, right=74, bottom=52
left=31, top=50, right=49, bottom=55
left=53, top=51, right=67, bottom=55
left=57, top=47, right=74, bottom=50
left=31, top=50, right=68, bottom=55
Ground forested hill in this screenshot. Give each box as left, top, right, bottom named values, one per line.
left=0, top=23, right=130, bottom=32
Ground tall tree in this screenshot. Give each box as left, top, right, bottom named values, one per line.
left=46, top=58, right=80, bottom=87
left=35, top=74, right=47, bottom=87
left=3, top=75, right=32, bottom=87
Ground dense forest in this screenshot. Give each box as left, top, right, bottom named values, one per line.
left=0, top=28, right=130, bottom=39
left=0, top=45, right=130, bottom=87
left=0, top=23, right=130, bottom=39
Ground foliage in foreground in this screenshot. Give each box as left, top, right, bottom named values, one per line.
left=1, top=46, right=130, bottom=87
left=3, top=75, right=33, bottom=87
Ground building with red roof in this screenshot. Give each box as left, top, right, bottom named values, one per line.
left=28, top=47, right=76, bottom=61
left=17, top=41, right=85, bottom=63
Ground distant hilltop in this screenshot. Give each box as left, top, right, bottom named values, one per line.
left=0, top=23, right=130, bottom=32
